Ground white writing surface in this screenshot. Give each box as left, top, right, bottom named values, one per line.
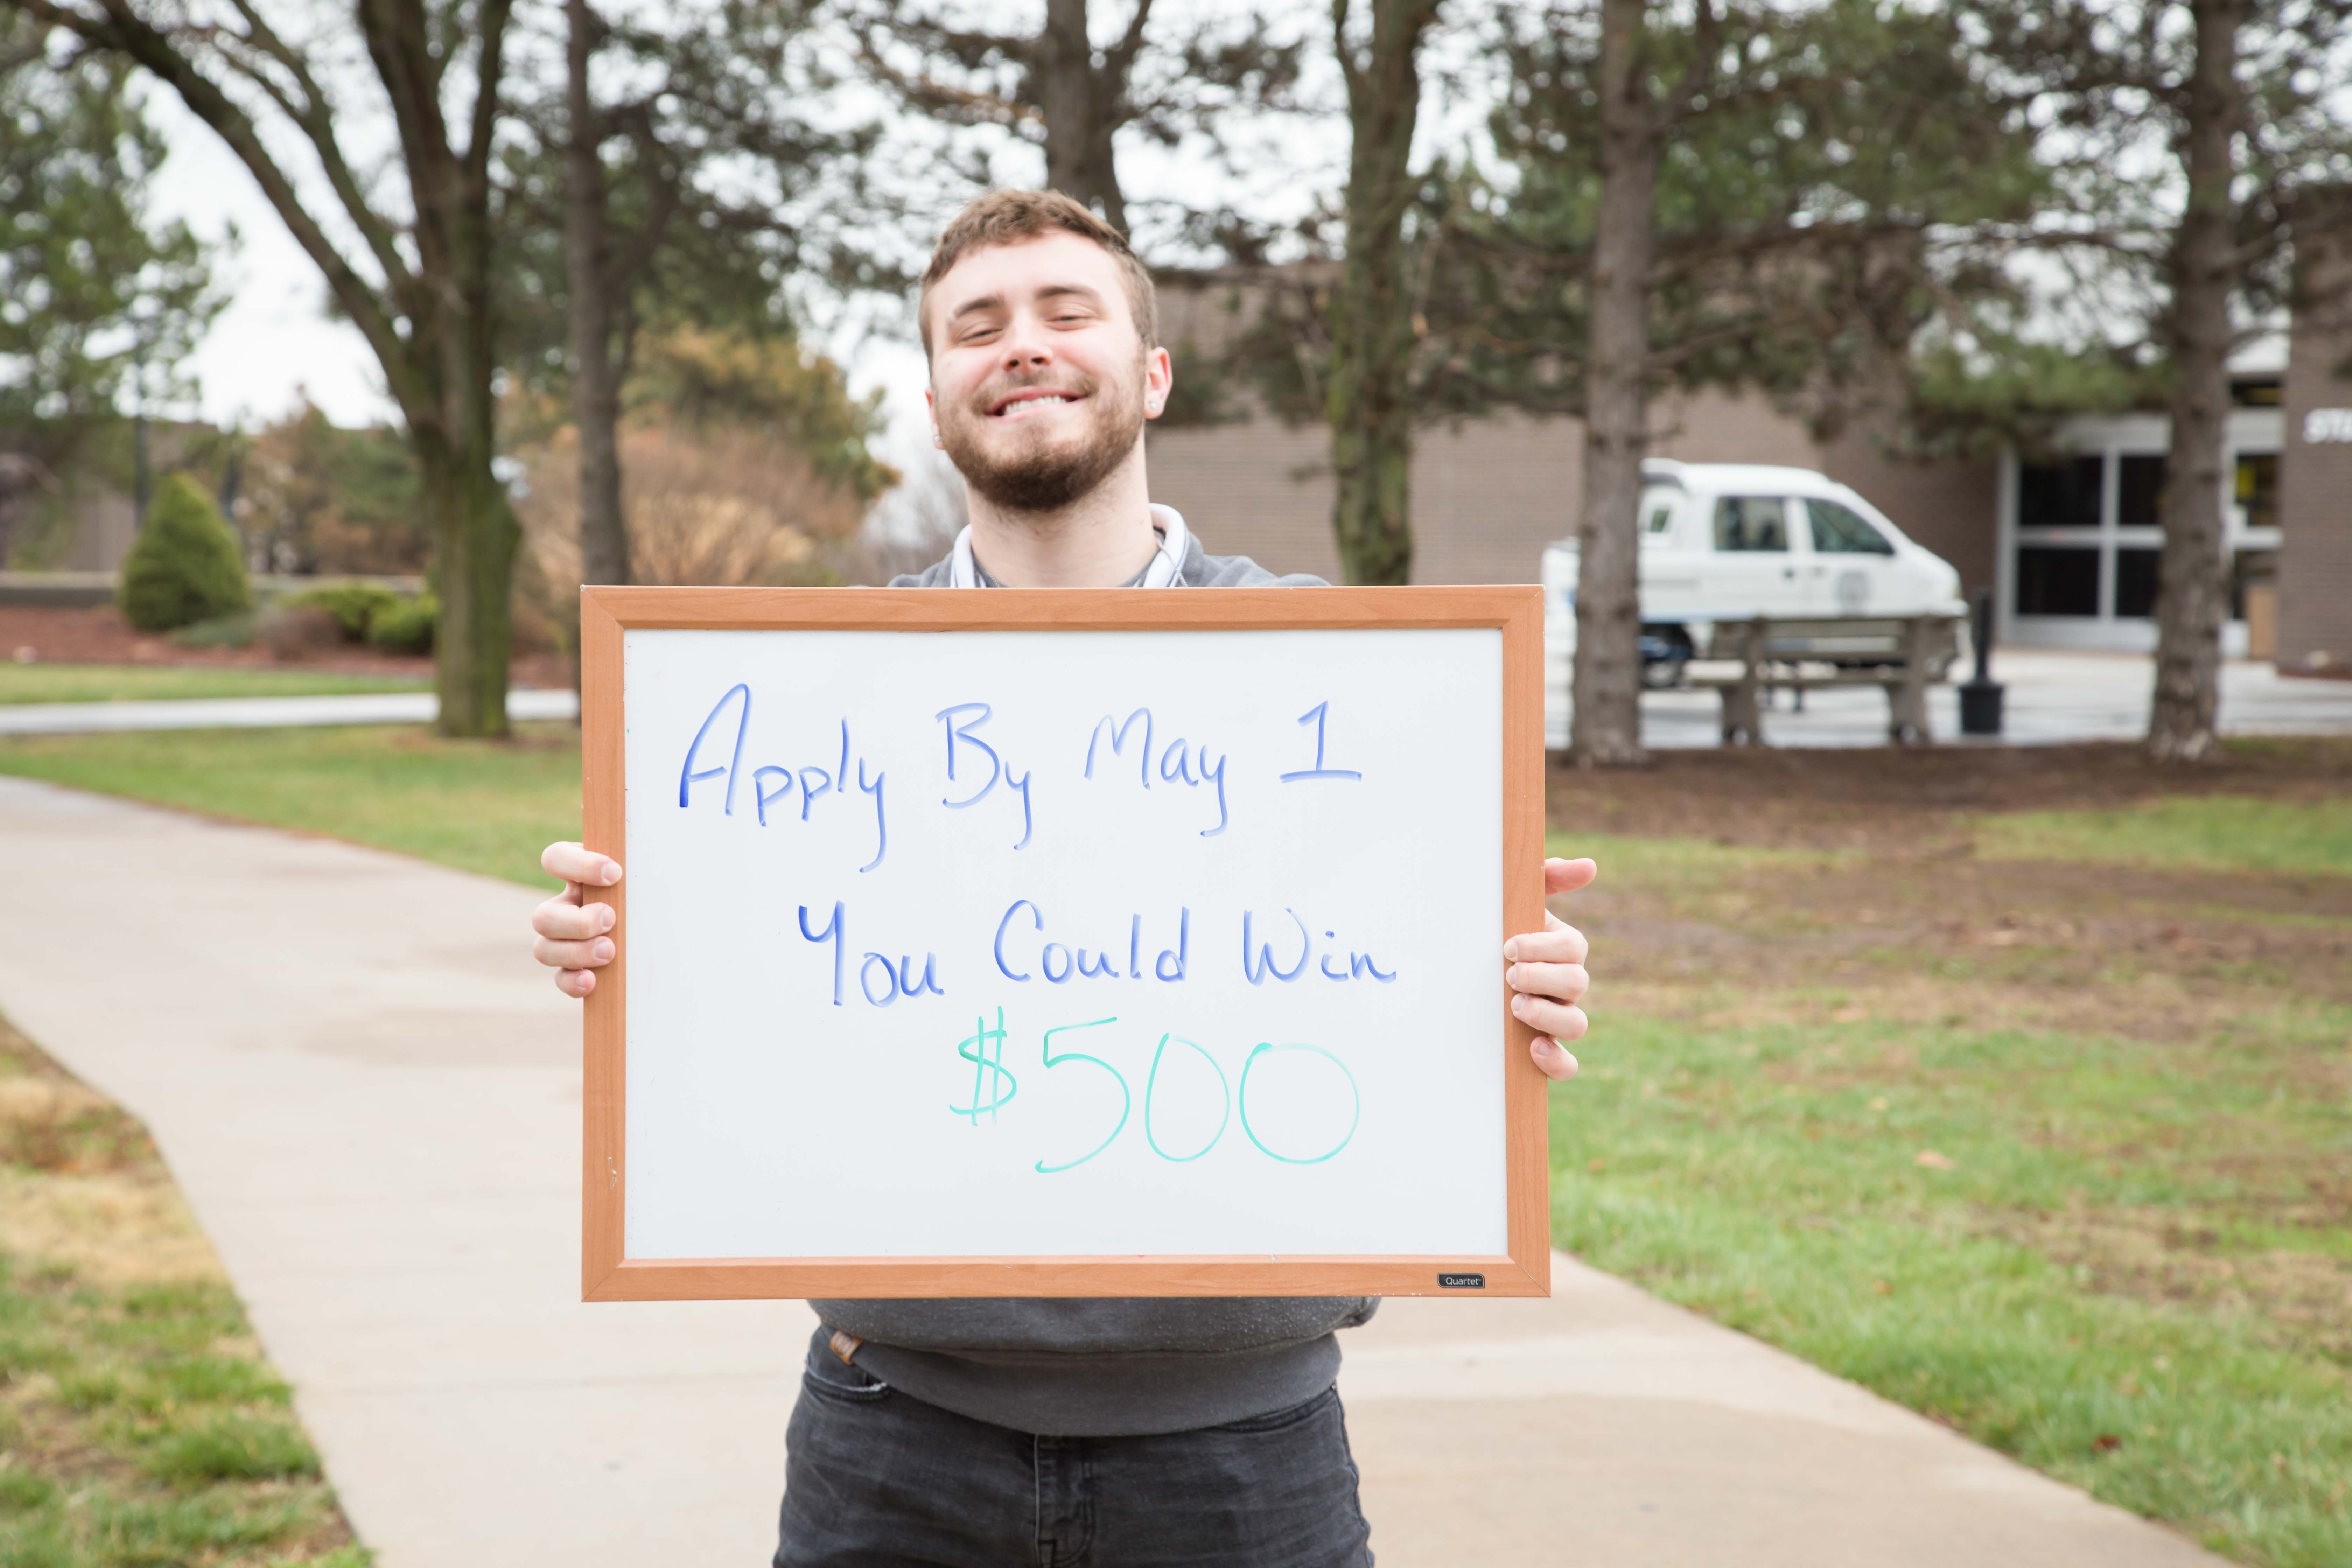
left=621, top=626, right=1506, bottom=1264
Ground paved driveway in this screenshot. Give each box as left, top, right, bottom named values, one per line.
left=1640, top=650, right=2352, bottom=749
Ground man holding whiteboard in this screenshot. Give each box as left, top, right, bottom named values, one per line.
left=534, top=190, right=1595, bottom=1567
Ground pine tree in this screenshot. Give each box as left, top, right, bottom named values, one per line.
left=117, top=473, right=249, bottom=632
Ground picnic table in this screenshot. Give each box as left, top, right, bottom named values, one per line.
left=1688, top=612, right=1966, bottom=745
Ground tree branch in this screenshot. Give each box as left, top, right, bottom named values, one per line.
left=1657, top=0, right=1717, bottom=131
left=215, top=0, right=412, bottom=293
left=466, top=0, right=515, bottom=188
left=1104, top=0, right=1156, bottom=83
left=855, top=35, right=1039, bottom=127
left=13, top=0, right=421, bottom=412
left=356, top=0, right=452, bottom=257
left=601, top=105, right=685, bottom=293
left=1330, top=0, right=1361, bottom=101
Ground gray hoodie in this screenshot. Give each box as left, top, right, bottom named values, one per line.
left=810, top=528, right=1376, bottom=1437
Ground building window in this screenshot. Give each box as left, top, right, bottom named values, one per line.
left=2232, top=377, right=2283, bottom=407
left=2114, top=547, right=2162, bottom=618
left=2118, top=454, right=2166, bottom=528
left=2010, top=440, right=2275, bottom=635
left=2016, top=456, right=2102, bottom=529
left=2236, top=453, right=2279, bottom=531
left=2017, top=546, right=2101, bottom=616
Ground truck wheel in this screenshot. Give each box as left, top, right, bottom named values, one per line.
left=1638, top=624, right=1695, bottom=690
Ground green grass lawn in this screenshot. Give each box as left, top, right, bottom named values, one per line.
left=0, top=726, right=2345, bottom=1564
left=1550, top=1004, right=2351, bottom=1567
left=1974, top=794, right=2352, bottom=877
left=1546, top=805, right=2351, bottom=1568
left=0, top=1013, right=365, bottom=1567
left=0, top=664, right=429, bottom=707
left=0, top=724, right=579, bottom=887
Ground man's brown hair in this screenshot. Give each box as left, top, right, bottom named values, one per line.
left=919, top=189, right=1158, bottom=358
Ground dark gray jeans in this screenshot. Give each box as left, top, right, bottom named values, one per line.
left=776, top=1335, right=1376, bottom=1567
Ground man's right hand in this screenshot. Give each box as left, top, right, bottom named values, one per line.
left=533, top=841, right=622, bottom=998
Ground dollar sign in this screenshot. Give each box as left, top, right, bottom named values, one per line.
left=951, top=1006, right=1017, bottom=1124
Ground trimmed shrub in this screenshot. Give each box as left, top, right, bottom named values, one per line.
left=286, top=582, right=402, bottom=642
left=117, top=476, right=252, bottom=632
left=366, top=592, right=436, bottom=654
left=169, top=611, right=258, bottom=650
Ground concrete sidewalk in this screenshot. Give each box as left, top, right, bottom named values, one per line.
left=0, top=686, right=580, bottom=735
left=0, top=776, right=2225, bottom=1567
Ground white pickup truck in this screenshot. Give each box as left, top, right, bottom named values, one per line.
left=1544, top=461, right=1967, bottom=747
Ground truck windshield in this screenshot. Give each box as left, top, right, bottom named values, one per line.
left=1713, top=497, right=1788, bottom=552
left=1807, top=498, right=1896, bottom=555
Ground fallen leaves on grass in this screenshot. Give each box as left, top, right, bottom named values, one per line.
left=0, top=1168, right=222, bottom=1286
left=0, top=1011, right=363, bottom=1565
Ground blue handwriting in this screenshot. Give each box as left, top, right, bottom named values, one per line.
left=1242, top=909, right=1397, bottom=985
left=1083, top=708, right=1229, bottom=836
left=1280, top=701, right=1362, bottom=783
left=994, top=900, right=1190, bottom=985
left=938, top=702, right=1034, bottom=850
left=679, top=688, right=886, bottom=870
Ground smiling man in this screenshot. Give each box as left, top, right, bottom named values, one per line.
left=896, top=193, right=1315, bottom=593
left=532, top=189, right=1596, bottom=1567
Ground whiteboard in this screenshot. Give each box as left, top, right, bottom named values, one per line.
left=580, top=588, right=1549, bottom=1299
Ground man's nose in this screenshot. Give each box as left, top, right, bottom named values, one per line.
left=998, top=312, right=1056, bottom=369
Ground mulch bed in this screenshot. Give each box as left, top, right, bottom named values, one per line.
left=0, top=603, right=571, bottom=687
left=1550, top=739, right=2352, bottom=1023
left=1548, top=739, right=2352, bottom=854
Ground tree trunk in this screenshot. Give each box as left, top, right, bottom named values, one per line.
left=417, top=80, right=518, bottom=740
left=420, top=357, right=519, bottom=740
left=1571, top=0, right=1658, bottom=766
left=425, top=435, right=522, bottom=738
left=566, top=0, right=630, bottom=592
left=2148, top=0, right=2243, bottom=762
left=1328, top=0, right=1440, bottom=587
left=1039, top=0, right=1126, bottom=231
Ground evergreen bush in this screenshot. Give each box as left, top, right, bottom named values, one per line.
left=365, top=592, right=436, bottom=654
left=286, top=583, right=402, bottom=642
left=117, top=476, right=252, bottom=632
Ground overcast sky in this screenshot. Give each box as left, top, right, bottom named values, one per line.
left=137, top=4, right=1360, bottom=473
left=132, top=0, right=1512, bottom=472
left=143, top=86, right=948, bottom=469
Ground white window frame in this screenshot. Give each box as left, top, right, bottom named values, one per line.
left=1997, top=408, right=2284, bottom=650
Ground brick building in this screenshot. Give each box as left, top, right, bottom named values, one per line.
left=2279, top=230, right=2352, bottom=674
left=1144, top=272, right=2348, bottom=671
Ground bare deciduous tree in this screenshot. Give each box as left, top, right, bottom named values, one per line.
left=1325, top=0, right=1442, bottom=587
left=8, top=0, right=528, bottom=734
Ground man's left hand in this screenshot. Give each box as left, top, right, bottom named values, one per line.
left=1506, top=856, right=1596, bottom=1082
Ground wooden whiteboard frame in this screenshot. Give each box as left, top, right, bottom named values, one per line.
left=579, top=584, right=1550, bottom=1301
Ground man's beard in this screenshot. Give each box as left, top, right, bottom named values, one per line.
left=940, top=366, right=1144, bottom=514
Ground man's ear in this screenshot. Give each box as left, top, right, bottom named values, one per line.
left=1143, top=346, right=1173, bottom=419
left=924, top=385, right=943, bottom=449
